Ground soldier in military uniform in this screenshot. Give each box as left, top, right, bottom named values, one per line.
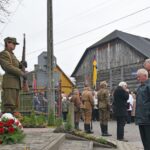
left=0, top=37, right=26, bottom=113
left=71, top=89, right=81, bottom=130
left=81, top=86, right=94, bottom=133
left=97, top=81, right=112, bottom=136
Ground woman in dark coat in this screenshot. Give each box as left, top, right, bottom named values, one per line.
left=113, top=81, right=129, bottom=142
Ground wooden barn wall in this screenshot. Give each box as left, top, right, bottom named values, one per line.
left=96, top=61, right=144, bottom=91
left=74, top=39, right=146, bottom=91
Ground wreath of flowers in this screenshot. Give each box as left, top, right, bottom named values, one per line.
left=0, top=113, right=25, bottom=144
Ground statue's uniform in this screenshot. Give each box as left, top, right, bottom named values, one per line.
left=0, top=49, right=22, bottom=112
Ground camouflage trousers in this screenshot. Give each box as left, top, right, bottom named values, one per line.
left=82, top=109, right=92, bottom=124
left=2, top=88, right=19, bottom=113
left=99, top=108, right=110, bottom=125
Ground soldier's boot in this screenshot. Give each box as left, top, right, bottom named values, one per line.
left=76, top=122, right=82, bottom=131
left=84, top=124, right=89, bottom=133
left=75, top=122, right=77, bottom=129
left=86, top=124, right=93, bottom=134
left=75, top=122, right=79, bottom=130
left=84, top=124, right=87, bottom=132
left=100, top=124, right=105, bottom=136
left=102, top=125, right=112, bottom=136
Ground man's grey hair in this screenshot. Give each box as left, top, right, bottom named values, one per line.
left=144, top=59, right=150, bottom=65
left=118, top=81, right=127, bottom=87
left=137, top=68, right=148, bottom=77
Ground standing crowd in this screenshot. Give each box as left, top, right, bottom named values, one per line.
left=1, top=36, right=150, bottom=150
left=61, top=59, right=150, bottom=150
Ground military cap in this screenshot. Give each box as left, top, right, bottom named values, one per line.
left=100, top=81, right=107, bottom=87
left=73, top=89, right=79, bottom=94
left=4, top=37, right=19, bottom=45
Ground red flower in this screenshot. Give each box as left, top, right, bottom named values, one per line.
left=5, top=119, right=15, bottom=127
left=15, top=121, right=19, bottom=126
left=8, top=119, right=15, bottom=124
left=8, top=127, right=15, bottom=134
left=0, top=128, right=4, bottom=134
left=0, top=122, right=4, bottom=128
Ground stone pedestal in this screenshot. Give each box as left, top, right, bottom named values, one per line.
left=68, top=102, right=74, bottom=128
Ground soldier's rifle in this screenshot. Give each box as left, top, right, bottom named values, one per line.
left=21, top=33, right=29, bottom=92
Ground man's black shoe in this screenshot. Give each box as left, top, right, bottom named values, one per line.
left=102, top=133, right=112, bottom=136
left=117, top=138, right=128, bottom=142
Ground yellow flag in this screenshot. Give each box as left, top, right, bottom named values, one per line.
left=92, top=58, right=97, bottom=88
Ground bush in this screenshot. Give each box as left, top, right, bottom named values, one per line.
left=48, top=109, right=55, bottom=126
left=64, top=113, right=73, bottom=131
left=36, top=115, right=47, bottom=126
left=30, top=111, right=37, bottom=126
left=55, top=118, right=63, bottom=128
left=22, top=111, right=47, bottom=127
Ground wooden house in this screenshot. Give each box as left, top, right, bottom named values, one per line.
left=54, top=65, right=74, bottom=95
left=27, top=51, right=74, bottom=95
left=71, top=30, right=150, bottom=91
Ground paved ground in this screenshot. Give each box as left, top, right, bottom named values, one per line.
left=79, top=120, right=144, bottom=150
left=0, top=121, right=144, bottom=150
left=58, top=121, right=144, bottom=150
left=0, top=128, right=65, bottom=150
left=59, top=140, right=93, bottom=150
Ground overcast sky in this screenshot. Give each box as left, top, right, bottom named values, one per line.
left=0, top=0, right=150, bottom=76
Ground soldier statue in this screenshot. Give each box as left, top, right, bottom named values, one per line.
left=0, top=37, right=26, bottom=113
left=97, top=81, right=112, bottom=136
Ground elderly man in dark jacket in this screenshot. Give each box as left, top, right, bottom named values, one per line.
left=136, top=68, right=150, bottom=150
left=113, top=81, right=129, bottom=142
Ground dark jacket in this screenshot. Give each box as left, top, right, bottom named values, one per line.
left=113, top=86, right=129, bottom=116
left=136, top=79, right=150, bottom=125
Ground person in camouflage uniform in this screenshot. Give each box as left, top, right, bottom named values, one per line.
left=0, top=37, right=26, bottom=113
left=97, top=81, right=112, bottom=136
left=71, top=89, right=81, bottom=130
left=81, top=86, right=94, bottom=133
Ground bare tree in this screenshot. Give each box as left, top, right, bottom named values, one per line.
left=0, top=0, right=10, bottom=23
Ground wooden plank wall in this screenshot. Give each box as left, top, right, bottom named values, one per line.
left=74, top=39, right=146, bottom=92
left=76, top=61, right=144, bottom=92
left=97, top=61, right=144, bottom=91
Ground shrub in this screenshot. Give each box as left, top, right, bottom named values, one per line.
left=64, top=113, right=73, bottom=131
left=48, top=109, right=55, bottom=126
left=22, top=112, right=47, bottom=127
left=55, top=118, right=63, bottom=128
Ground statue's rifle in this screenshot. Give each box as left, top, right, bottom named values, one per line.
left=21, top=33, right=29, bottom=92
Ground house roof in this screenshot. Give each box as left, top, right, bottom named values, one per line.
left=71, top=30, right=150, bottom=77
left=55, top=65, right=74, bottom=86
